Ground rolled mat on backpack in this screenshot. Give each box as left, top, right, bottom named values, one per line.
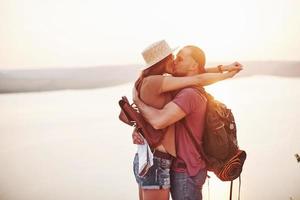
left=216, top=150, right=247, bottom=181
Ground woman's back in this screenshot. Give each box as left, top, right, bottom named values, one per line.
left=136, top=74, right=176, bottom=157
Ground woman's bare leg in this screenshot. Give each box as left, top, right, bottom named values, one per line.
left=142, top=189, right=170, bottom=200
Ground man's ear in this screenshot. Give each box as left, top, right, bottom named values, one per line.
left=191, top=60, right=199, bottom=71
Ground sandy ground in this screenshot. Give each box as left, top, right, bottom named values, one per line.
left=0, top=75, right=299, bottom=200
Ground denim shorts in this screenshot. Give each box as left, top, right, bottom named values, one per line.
left=133, top=151, right=173, bottom=189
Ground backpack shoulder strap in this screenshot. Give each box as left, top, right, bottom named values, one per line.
left=182, top=118, right=207, bottom=161
left=182, top=118, right=200, bottom=152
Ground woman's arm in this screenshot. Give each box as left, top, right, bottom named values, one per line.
left=205, top=65, right=224, bottom=73
left=133, top=87, right=186, bottom=129
left=205, top=62, right=243, bottom=73
left=161, top=70, right=241, bottom=93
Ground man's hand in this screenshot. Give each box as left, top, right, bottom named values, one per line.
left=223, top=62, right=243, bottom=72
left=132, top=128, right=144, bottom=145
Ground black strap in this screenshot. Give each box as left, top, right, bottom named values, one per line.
left=239, top=175, right=241, bottom=200
left=207, top=175, right=211, bottom=200
left=182, top=119, right=201, bottom=153
left=229, top=181, right=233, bottom=200
left=181, top=89, right=210, bottom=162
left=229, top=176, right=242, bottom=200
left=182, top=118, right=208, bottom=162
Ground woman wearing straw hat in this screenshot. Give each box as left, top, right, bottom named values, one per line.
left=131, top=40, right=242, bottom=200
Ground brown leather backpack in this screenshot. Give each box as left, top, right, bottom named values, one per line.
left=118, top=96, right=164, bottom=149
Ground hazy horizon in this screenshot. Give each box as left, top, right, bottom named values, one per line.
left=0, top=59, right=300, bottom=71
left=0, top=61, right=299, bottom=93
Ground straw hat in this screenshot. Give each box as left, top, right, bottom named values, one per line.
left=141, top=40, right=178, bottom=70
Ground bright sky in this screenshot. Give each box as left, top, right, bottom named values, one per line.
left=0, top=0, right=299, bottom=69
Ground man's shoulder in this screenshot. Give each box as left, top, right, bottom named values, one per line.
left=181, top=87, right=196, bottom=92
left=177, top=87, right=200, bottom=96
left=176, top=87, right=207, bottom=102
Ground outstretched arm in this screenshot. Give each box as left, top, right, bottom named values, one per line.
left=161, top=62, right=243, bottom=93
left=161, top=69, right=241, bottom=93
left=205, top=61, right=243, bottom=73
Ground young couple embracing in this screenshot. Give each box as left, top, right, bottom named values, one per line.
left=129, top=40, right=243, bottom=200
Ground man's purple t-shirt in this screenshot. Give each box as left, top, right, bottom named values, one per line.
left=172, top=88, right=207, bottom=176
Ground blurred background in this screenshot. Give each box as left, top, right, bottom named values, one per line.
left=0, top=0, right=299, bottom=199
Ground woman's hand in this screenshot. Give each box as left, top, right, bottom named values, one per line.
left=132, top=128, right=144, bottom=145
left=223, top=62, right=243, bottom=72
